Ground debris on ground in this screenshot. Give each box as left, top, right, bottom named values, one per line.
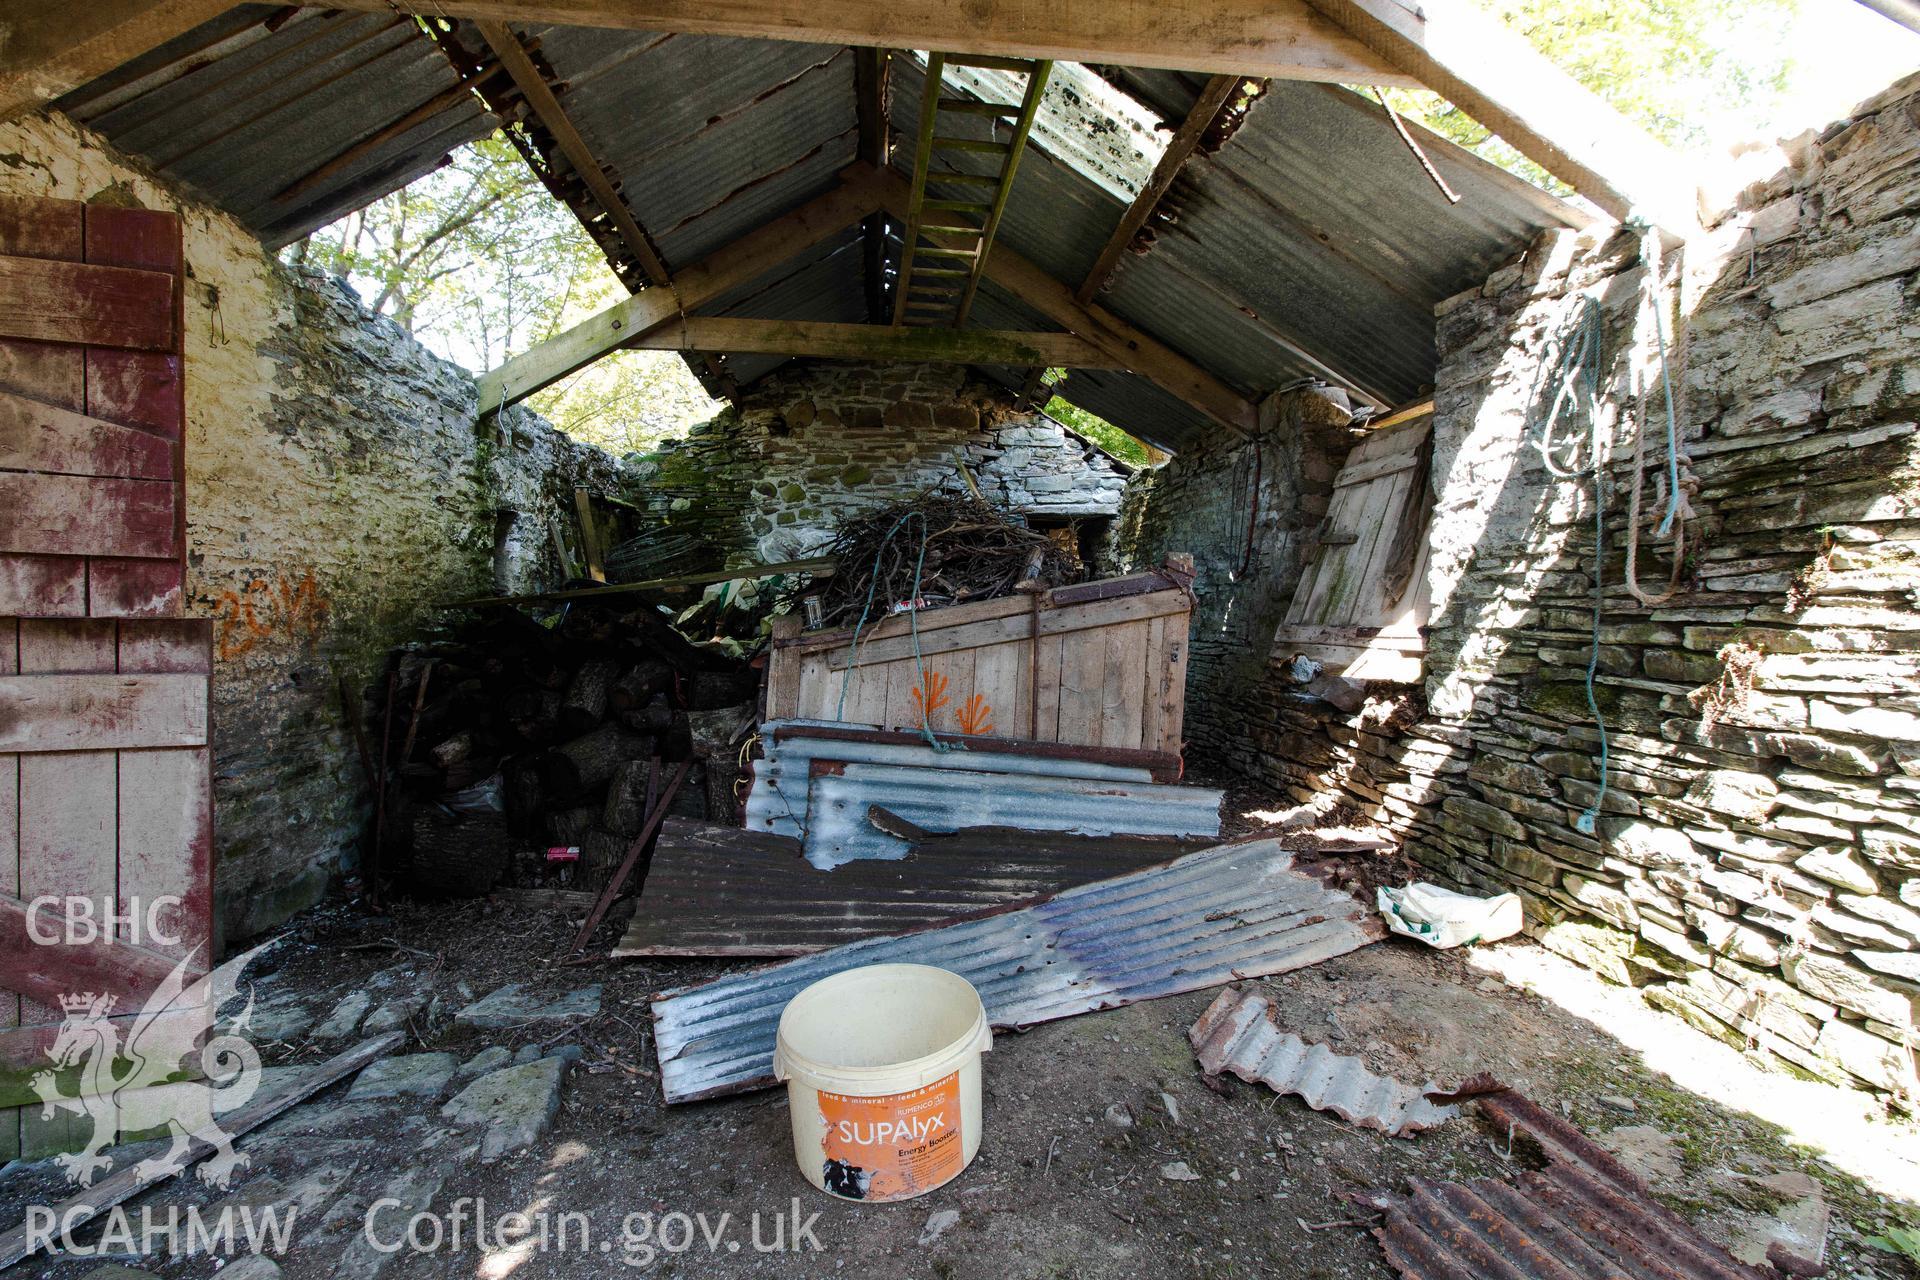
left=1377, top=880, right=1524, bottom=949
left=650, top=835, right=1385, bottom=1102
left=1365, top=1087, right=1778, bottom=1280
left=1187, top=987, right=1463, bottom=1138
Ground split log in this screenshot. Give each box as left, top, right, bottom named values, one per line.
left=610, top=658, right=673, bottom=711
left=505, top=687, right=565, bottom=746
left=615, top=691, right=675, bottom=735
left=538, top=724, right=644, bottom=801
left=502, top=756, right=546, bottom=836
left=430, top=730, right=474, bottom=769
left=405, top=809, right=513, bottom=898
left=562, top=657, right=621, bottom=734
left=545, top=804, right=601, bottom=845
left=580, top=830, right=630, bottom=891
left=603, top=758, right=656, bottom=836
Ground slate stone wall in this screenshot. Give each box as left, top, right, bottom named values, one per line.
left=1104, top=388, right=1355, bottom=765
left=1, top=110, right=623, bottom=942
left=1194, top=76, right=1920, bottom=1104
left=623, top=362, right=1133, bottom=566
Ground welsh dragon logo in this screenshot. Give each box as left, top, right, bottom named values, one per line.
left=29, top=943, right=268, bottom=1190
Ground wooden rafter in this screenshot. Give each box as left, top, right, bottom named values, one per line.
left=0, top=0, right=240, bottom=123
left=627, top=317, right=1122, bottom=367
left=854, top=47, right=892, bottom=324
left=467, top=19, right=735, bottom=397
left=1304, top=0, right=1697, bottom=230
left=1075, top=73, right=1241, bottom=305
left=475, top=19, right=671, bottom=284
left=477, top=165, right=888, bottom=409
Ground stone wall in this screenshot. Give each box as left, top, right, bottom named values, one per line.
left=1104, top=388, right=1355, bottom=764
left=1, top=111, right=623, bottom=942
left=623, top=363, right=1132, bottom=567
left=1226, top=76, right=1920, bottom=1105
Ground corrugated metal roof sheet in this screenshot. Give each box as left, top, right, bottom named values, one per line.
left=529, top=28, right=858, bottom=268
left=1369, top=1090, right=1776, bottom=1280
left=57, top=24, right=1586, bottom=449
left=651, top=834, right=1385, bottom=1102
left=613, top=816, right=1209, bottom=956
left=55, top=7, right=497, bottom=249
left=1189, top=988, right=1460, bottom=1137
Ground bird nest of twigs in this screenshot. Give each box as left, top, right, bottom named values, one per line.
left=791, top=494, right=1081, bottom=629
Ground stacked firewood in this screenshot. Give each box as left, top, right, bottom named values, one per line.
left=374, top=605, right=758, bottom=899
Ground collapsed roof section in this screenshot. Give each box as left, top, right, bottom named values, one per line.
left=49, top=4, right=1597, bottom=454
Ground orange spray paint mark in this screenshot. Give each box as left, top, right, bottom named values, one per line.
left=955, top=693, right=994, bottom=736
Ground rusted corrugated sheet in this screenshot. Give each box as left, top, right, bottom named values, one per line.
left=651, top=835, right=1384, bottom=1103
left=1369, top=1089, right=1775, bottom=1280
left=613, top=816, right=1209, bottom=957
left=1188, top=988, right=1459, bottom=1137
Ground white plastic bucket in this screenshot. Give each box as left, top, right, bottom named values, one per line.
left=772, top=964, right=991, bottom=1202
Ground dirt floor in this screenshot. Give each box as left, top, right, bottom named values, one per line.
left=6, top=787, right=1920, bottom=1279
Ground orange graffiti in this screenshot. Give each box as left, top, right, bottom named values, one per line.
left=910, top=670, right=950, bottom=723
left=213, top=569, right=330, bottom=660
left=955, top=693, right=994, bottom=736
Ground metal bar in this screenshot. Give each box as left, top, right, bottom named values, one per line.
left=888, top=50, right=946, bottom=326
left=567, top=756, right=693, bottom=954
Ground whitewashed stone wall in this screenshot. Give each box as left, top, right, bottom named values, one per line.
left=0, top=111, right=623, bottom=941
left=623, top=363, right=1133, bottom=565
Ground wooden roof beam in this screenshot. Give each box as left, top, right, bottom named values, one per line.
left=0, top=0, right=243, bottom=123
left=1304, top=0, right=1699, bottom=231
left=476, top=164, right=889, bottom=409
left=325, top=0, right=1423, bottom=87
left=628, top=317, right=1123, bottom=367
left=1076, top=73, right=1242, bottom=305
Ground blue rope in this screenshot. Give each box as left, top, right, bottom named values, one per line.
left=1531, top=296, right=1611, bottom=836
left=833, top=511, right=952, bottom=751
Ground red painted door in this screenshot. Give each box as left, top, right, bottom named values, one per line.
left=0, top=194, right=213, bottom=1155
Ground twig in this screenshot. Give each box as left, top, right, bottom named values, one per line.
left=1299, top=1216, right=1382, bottom=1232
left=344, top=940, right=438, bottom=960
left=1042, top=1134, right=1060, bottom=1177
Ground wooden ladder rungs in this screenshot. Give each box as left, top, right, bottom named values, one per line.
left=917, top=246, right=980, bottom=259
left=923, top=171, right=1002, bottom=186
left=939, top=98, right=1023, bottom=116
left=923, top=199, right=991, bottom=212
left=933, top=136, right=1011, bottom=154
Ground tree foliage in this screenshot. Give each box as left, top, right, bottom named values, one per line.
left=1378, top=0, right=1799, bottom=192
left=285, top=135, right=718, bottom=454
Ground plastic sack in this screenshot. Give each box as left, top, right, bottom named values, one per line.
left=1377, top=882, right=1524, bottom=949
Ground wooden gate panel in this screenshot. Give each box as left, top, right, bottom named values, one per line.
left=768, top=568, right=1192, bottom=754
left=1273, top=414, right=1434, bottom=683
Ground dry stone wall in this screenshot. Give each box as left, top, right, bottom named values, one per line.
left=1, top=111, right=623, bottom=942
left=1256, top=76, right=1920, bottom=1105
left=622, top=363, right=1132, bottom=566
left=1104, top=388, right=1354, bottom=765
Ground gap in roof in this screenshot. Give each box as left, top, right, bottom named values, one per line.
left=916, top=54, right=1169, bottom=203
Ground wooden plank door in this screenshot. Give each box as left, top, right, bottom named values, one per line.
left=0, top=195, right=212, bottom=1160
left=1272, top=413, right=1434, bottom=683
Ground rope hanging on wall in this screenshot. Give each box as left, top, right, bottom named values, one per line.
left=1623, top=223, right=1696, bottom=607
left=1528, top=295, right=1612, bottom=835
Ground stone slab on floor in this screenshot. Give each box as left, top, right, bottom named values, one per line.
left=453, top=983, right=600, bottom=1031
left=346, top=1052, right=458, bottom=1101
left=441, top=1056, right=570, bottom=1162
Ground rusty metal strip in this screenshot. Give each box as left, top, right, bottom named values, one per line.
left=1369, top=1088, right=1775, bottom=1280
left=1188, top=988, right=1459, bottom=1137
left=651, top=835, right=1384, bottom=1103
